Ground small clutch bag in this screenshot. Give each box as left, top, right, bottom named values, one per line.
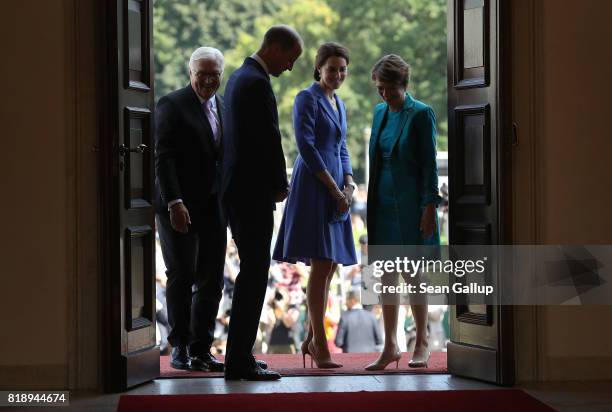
left=330, top=208, right=350, bottom=223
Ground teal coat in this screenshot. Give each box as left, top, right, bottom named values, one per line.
left=367, top=94, right=442, bottom=245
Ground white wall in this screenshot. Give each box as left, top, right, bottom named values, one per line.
left=513, top=0, right=612, bottom=382
left=538, top=0, right=612, bottom=381
left=1, top=0, right=611, bottom=391
left=0, top=0, right=75, bottom=389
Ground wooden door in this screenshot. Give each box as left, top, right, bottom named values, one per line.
left=103, top=0, right=159, bottom=392
left=446, top=0, right=514, bottom=385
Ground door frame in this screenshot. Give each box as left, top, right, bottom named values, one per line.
left=498, top=0, right=516, bottom=387
left=89, top=0, right=519, bottom=391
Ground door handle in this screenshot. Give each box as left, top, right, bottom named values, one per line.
left=512, top=122, right=519, bottom=147
left=119, top=143, right=148, bottom=156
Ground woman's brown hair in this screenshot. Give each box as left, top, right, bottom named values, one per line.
left=314, top=42, right=350, bottom=81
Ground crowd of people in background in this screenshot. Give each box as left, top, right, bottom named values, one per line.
left=154, top=27, right=449, bottom=378
left=155, top=184, right=450, bottom=357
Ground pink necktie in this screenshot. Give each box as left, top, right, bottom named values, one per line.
left=203, top=99, right=219, bottom=142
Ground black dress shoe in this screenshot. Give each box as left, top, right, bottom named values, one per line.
left=255, top=359, right=268, bottom=370
left=224, top=363, right=281, bottom=381
left=170, top=347, right=190, bottom=370
left=189, top=352, right=225, bottom=372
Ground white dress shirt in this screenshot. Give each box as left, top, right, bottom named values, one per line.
left=250, top=53, right=269, bottom=75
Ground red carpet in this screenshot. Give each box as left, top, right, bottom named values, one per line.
left=117, top=390, right=555, bottom=412
left=160, top=352, right=447, bottom=378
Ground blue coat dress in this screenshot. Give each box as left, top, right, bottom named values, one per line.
left=273, top=82, right=357, bottom=266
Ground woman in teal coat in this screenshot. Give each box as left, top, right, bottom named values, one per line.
left=365, top=54, right=442, bottom=370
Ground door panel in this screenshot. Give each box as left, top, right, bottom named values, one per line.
left=124, top=107, right=153, bottom=209
left=447, top=0, right=514, bottom=385
left=125, top=0, right=152, bottom=91
left=454, top=0, right=489, bottom=88
left=104, top=0, right=158, bottom=392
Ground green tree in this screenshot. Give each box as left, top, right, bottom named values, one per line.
left=153, top=0, right=448, bottom=182
left=222, top=0, right=341, bottom=166
left=153, top=0, right=283, bottom=97
left=328, top=0, right=448, bottom=180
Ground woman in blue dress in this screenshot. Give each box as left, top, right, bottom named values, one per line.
left=365, top=55, right=442, bottom=370
left=273, top=42, right=357, bottom=368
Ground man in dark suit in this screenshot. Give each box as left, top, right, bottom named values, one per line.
left=335, top=291, right=383, bottom=353
left=221, top=25, right=303, bottom=380
left=154, top=46, right=227, bottom=372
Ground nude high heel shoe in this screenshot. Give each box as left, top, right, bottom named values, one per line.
left=365, top=349, right=402, bottom=371
left=301, top=340, right=311, bottom=368
left=408, top=345, right=430, bottom=368
left=307, top=340, right=342, bottom=368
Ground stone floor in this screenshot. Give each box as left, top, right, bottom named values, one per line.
left=6, top=375, right=612, bottom=411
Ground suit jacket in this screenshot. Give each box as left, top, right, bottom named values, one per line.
left=366, top=94, right=442, bottom=245
left=154, top=85, right=223, bottom=215
left=220, top=57, right=288, bottom=206
left=334, top=308, right=382, bottom=353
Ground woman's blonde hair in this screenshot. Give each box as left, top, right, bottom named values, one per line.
left=371, top=54, right=411, bottom=88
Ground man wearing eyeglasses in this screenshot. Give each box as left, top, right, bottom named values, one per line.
left=154, top=46, right=227, bottom=373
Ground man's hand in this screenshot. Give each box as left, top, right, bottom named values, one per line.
left=274, top=188, right=290, bottom=202
left=420, top=203, right=436, bottom=239
left=170, top=202, right=191, bottom=234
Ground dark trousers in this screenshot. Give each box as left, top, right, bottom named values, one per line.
left=156, top=195, right=226, bottom=355
left=224, top=198, right=274, bottom=367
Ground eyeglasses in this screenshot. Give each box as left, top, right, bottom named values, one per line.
left=194, top=71, right=221, bottom=81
